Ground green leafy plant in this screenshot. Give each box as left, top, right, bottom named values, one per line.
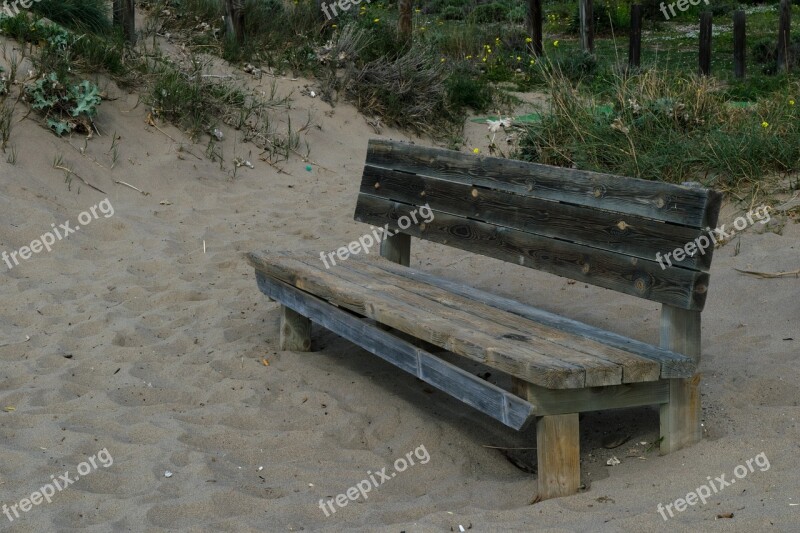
left=25, top=73, right=101, bottom=136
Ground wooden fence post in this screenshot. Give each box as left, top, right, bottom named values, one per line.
left=579, top=0, right=594, bottom=53
left=113, top=0, right=135, bottom=44
left=733, top=11, right=746, bottom=79
left=528, top=0, right=543, bottom=55
left=224, top=0, right=245, bottom=45
left=398, top=0, right=412, bottom=43
left=777, top=0, right=791, bottom=73
left=699, top=12, right=712, bottom=76
left=629, top=5, right=642, bottom=68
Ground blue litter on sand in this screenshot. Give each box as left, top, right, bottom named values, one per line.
left=306, top=165, right=312, bottom=172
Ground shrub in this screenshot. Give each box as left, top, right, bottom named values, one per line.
left=468, top=3, right=507, bottom=23
left=516, top=68, right=800, bottom=187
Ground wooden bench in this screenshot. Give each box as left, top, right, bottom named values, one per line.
left=247, top=139, right=722, bottom=500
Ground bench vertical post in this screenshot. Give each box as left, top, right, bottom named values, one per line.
left=537, top=413, right=580, bottom=499
left=380, top=233, right=411, bottom=266
left=513, top=380, right=580, bottom=499
left=659, top=305, right=702, bottom=454
left=280, top=306, right=312, bottom=351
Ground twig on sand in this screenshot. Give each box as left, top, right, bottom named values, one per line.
left=735, top=268, right=800, bottom=278
left=54, top=165, right=107, bottom=194
left=145, top=113, right=203, bottom=160
left=114, top=180, right=150, bottom=196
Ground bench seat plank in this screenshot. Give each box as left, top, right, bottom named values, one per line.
left=355, top=195, right=710, bottom=310
left=338, top=256, right=661, bottom=384
left=360, top=257, right=697, bottom=378
left=255, top=273, right=535, bottom=430
left=288, top=255, right=624, bottom=387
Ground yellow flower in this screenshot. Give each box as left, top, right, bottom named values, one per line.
left=472, top=148, right=480, bottom=154
left=553, top=40, right=559, bottom=47
left=525, top=37, right=532, bottom=43
left=440, top=57, right=446, bottom=62
left=530, top=59, right=535, bottom=65
left=373, top=18, right=379, bottom=23
left=465, top=55, right=472, bottom=59
left=332, top=24, right=337, bottom=28
left=516, top=56, right=521, bottom=61
left=790, top=99, right=796, bottom=106
left=482, top=57, right=487, bottom=62
left=495, top=37, right=501, bottom=44
left=415, top=8, right=420, bottom=12
left=761, top=121, right=769, bottom=128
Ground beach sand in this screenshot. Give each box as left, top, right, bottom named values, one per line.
left=0, top=35, right=798, bottom=533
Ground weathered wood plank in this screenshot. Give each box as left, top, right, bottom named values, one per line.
left=365, top=139, right=722, bottom=229
left=248, top=252, right=586, bottom=388
left=361, top=165, right=713, bottom=271
left=659, top=305, right=702, bottom=454
left=521, top=380, right=669, bottom=416
left=536, top=413, right=580, bottom=499
left=280, top=306, right=311, bottom=351
left=355, top=195, right=711, bottom=310
left=256, top=273, right=535, bottom=429
left=360, top=257, right=697, bottom=378
left=291, top=255, right=624, bottom=387
left=341, top=255, right=660, bottom=384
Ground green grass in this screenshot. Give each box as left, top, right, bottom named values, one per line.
left=32, top=0, right=111, bottom=34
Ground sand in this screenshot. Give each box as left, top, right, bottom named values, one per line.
left=0, top=32, right=798, bottom=533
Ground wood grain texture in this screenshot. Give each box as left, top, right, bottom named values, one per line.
left=536, top=413, right=580, bottom=499
left=360, top=257, right=697, bottom=378
left=659, top=305, right=702, bottom=454
left=355, top=195, right=711, bottom=310
left=520, top=380, right=669, bottom=416
left=361, top=165, right=714, bottom=271
left=256, top=274, right=535, bottom=429
left=343, top=255, right=661, bottom=384
left=295, top=255, right=624, bottom=387
left=248, top=252, right=586, bottom=388
left=364, top=139, right=722, bottom=229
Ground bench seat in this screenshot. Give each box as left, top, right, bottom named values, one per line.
left=248, top=250, right=696, bottom=391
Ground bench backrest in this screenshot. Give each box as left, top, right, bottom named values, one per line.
left=354, top=139, right=722, bottom=311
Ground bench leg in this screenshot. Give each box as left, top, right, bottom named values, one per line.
left=536, top=413, right=580, bottom=500
left=280, top=305, right=312, bottom=351
left=512, top=378, right=580, bottom=499
left=659, top=305, right=702, bottom=454
left=659, top=375, right=701, bottom=454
